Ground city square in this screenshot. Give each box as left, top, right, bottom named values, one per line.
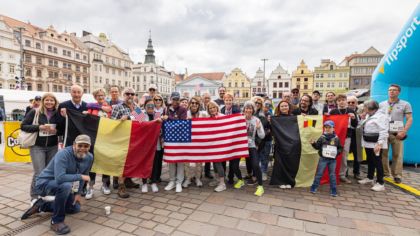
left=0, top=1, right=419, bottom=235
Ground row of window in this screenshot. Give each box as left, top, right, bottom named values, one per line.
left=314, top=72, right=348, bottom=78
left=228, top=82, right=247, bottom=87
left=94, top=53, right=131, bottom=68
left=0, top=63, right=16, bottom=73
left=273, top=82, right=289, bottom=88
left=24, top=55, right=88, bottom=72
left=133, top=75, right=171, bottom=85
left=352, top=67, right=375, bottom=75
left=314, top=82, right=348, bottom=88
left=252, top=88, right=266, bottom=93
left=93, top=64, right=130, bottom=77
left=296, top=78, right=309, bottom=82
left=355, top=57, right=381, bottom=64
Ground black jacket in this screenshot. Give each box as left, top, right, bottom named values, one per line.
left=21, top=109, right=62, bottom=147
left=311, top=133, right=343, bottom=159
left=292, top=107, right=319, bottom=115
left=57, top=100, right=88, bottom=146
left=220, top=105, right=241, bottom=115
left=329, top=108, right=358, bottom=137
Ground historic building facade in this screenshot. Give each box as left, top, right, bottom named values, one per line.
left=313, top=59, right=350, bottom=99
left=342, top=47, right=383, bottom=90
left=2, top=15, right=90, bottom=93
left=291, top=60, right=314, bottom=95
left=132, top=36, right=175, bottom=97
left=0, top=16, right=21, bottom=90
left=267, top=64, right=291, bottom=99
left=223, top=68, right=251, bottom=104
left=79, top=31, right=132, bottom=93
left=175, top=72, right=225, bottom=99
left=250, top=68, right=266, bottom=96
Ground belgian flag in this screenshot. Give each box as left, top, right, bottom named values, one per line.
left=66, top=109, right=161, bottom=178
left=270, top=115, right=348, bottom=187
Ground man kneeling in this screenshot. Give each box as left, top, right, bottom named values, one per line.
left=21, top=134, right=93, bottom=235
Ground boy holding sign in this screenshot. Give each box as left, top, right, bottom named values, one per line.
left=309, top=120, right=343, bottom=197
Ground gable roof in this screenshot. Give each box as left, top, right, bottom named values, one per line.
left=187, top=72, right=225, bottom=81
left=0, top=15, right=44, bottom=36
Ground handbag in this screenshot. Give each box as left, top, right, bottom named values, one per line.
left=362, top=133, right=379, bottom=142
left=18, top=109, right=40, bottom=148
left=360, top=115, right=379, bottom=143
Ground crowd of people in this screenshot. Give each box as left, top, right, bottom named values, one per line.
left=18, top=84, right=412, bottom=234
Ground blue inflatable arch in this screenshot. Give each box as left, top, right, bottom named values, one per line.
left=371, top=3, right=420, bottom=164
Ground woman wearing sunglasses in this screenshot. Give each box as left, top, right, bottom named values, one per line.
left=183, top=96, right=208, bottom=188
left=140, top=99, right=163, bottom=193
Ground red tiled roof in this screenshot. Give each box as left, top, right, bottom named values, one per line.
left=0, top=15, right=44, bottom=36
left=187, top=72, right=225, bottom=81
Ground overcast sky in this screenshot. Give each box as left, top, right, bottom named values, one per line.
left=1, top=0, right=418, bottom=77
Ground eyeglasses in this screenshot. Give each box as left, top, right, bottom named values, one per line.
left=191, top=102, right=199, bottom=105
left=77, top=144, right=90, bottom=148
left=125, top=93, right=135, bottom=96
left=154, top=99, right=162, bottom=101
left=347, top=101, right=356, bottom=104
left=301, top=99, right=310, bottom=102
left=146, top=104, right=155, bottom=108
left=35, top=98, right=41, bottom=101
left=255, top=102, right=262, bottom=105
left=149, top=88, right=156, bottom=91
left=292, top=92, right=299, bottom=94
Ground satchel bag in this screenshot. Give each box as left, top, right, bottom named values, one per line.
left=18, top=109, right=40, bottom=148
left=362, top=133, right=379, bottom=142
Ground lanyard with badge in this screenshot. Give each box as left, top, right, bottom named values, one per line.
left=322, top=144, right=337, bottom=159
left=388, top=100, right=404, bottom=132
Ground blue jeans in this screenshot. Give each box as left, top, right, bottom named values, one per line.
left=36, top=180, right=80, bottom=224
left=311, top=157, right=337, bottom=190
left=258, top=141, right=272, bottom=174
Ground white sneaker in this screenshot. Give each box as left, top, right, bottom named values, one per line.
left=285, top=185, right=292, bottom=189
left=196, top=178, right=203, bottom=187
left=41, top=195, right=55, bottom=202
left=141, top=184, right=148, bottom=193
left=358, top=178, right=374, bottom=185
left=214, top=183, right=226, bottom=192
left=209, top=180, right=219, bottom=187
left=85, top=188, right=94, bottom=200
left=151, top=183, right=159, bottom=193
left=175, top=183, right=182, bottom=193
left=164, top=181, right=176, bottom=191
left=371, top=183, right=385, bottom=192
left=101, top=185, right=111, bottom=195
left=262, top=173, right=268, bottom=181
left=182, top=179, right=191, bottom=188
left=279, top=185, right=287, bottom=189
left=30, top=198, right=38, bottom=207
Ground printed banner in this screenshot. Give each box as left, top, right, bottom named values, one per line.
left=2, top=121, right=31, bottom=162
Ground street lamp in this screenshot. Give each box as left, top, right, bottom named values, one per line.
left=261, top=58, right=268, bottom=95
left=14, top=27, right=25, bottom=90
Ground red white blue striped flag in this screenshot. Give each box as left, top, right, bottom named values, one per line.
left=163, top=114, right=249, bottom=163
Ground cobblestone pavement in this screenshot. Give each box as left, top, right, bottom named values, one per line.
left=0, top=163, right=419, bottom=236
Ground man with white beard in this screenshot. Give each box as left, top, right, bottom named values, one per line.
left=21, top=135, right=93, bottom=235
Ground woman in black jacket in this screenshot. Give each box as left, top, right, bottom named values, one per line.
left=21, top=93, right=61, bottom=202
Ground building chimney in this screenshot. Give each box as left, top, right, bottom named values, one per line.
left=82, top=30, right=91, bottom=37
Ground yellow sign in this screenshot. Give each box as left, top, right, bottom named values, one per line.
left=3, top=121, right=31, bottom=162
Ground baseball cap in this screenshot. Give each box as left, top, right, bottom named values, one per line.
left=34, top=96, right=42, bottom=100
left=323, top=120, right=335, bottom=128
left=74, top=134, right=91, bottom=145
left=149, top=84, right=157, bottom=91
left=170, top=92, right=181, bottom=100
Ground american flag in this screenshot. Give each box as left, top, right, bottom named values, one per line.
left=131, top=107, right=145, bottom=122
left=163, top=114, right=249, bottom=163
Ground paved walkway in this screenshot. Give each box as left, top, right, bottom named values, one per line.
left=0, top=163, right=419, bottom=236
